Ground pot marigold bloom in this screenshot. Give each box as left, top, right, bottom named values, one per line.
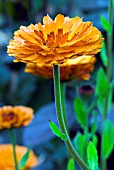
left=7, top=14, right=102, bottom=65
left=25, top=55, right=96, bottom=80
left=0, top=144, right=38, bottom=170
left=0, top=106, right=33, bottom=129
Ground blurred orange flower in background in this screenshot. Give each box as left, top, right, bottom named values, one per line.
left=0, top=144, right=38, bottom=170
left=0, top=106, right=34, bottom=129
left=25, top=55, right=96, bottom=81
left=7, top=14, right=102, bottom=65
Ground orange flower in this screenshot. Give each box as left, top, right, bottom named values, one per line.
left=0, top=106, right=33, bottom=129
left=0, top=144, right=38, bottom=170
left=25, top=55, right=96, bottom=81
left=7, top=14, right=102, bottom=65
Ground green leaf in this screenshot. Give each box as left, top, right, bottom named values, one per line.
left=96, top=68, right=108, bottom=114
left=97, top=96, right=105, bottom=115
left=73, top=132, right=85, bottom=159
left=49, top=121, right=67, bottom=141
left=96, top=69, right=113, bottom=115
left=19, top=148, right=30, bottom=169
left=100, top=42, right=108, bottom=67
left=96, top=68, right=108, bottom=97
left=67, top=158, right=75, bottom=170
left=74, top=98, right=87, bottom=128
left=87, top=142, right=98, bottom=170
left=92, top=135, right=98, bottom=148
left=102, top=119, right=114, bottom=159
left=100, top=16, right=112, bottom=34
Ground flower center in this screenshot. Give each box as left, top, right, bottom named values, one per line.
left=2, top=112, right=14, bottom=122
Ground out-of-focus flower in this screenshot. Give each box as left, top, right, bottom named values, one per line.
left=0, top=106, right=33, bottom=129
left=79, top=85, right=95, bottom=100
left=25, top=55, right=96, bottom=81
left=0, top=144, right=38, bottom=170
left=7, top=14, right=102, bottom=65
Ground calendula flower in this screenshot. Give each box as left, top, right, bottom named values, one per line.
left=7, top=14, right=102, bottom=65
left=0, top=144, right=38, bottom=170
left=0, top=106, right=33, bottom=129
left=25, top=55, right=96, bottom=80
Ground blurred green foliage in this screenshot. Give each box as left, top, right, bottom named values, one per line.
left=19, top=147, right=30, bottom=169
left=73, top=132, right=85, bottom=159
left=74, top=98, right=88, bottom=128
left=102, top=119, right=114, bottom=159
left=100, top=42, right=108, bottom=67
left=67, top=158, right=75, bottom=170
left=87, top=142, right=98, bottom=170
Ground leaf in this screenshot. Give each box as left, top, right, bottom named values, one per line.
left=102, top=119, right=114, bottom=159
left=67, top=158, right=75, bottom=170
left=96, top=68, right=108, bottom=97
left=74, top=98, right=87, bottom=128
left=49, top=121, right=67, bottom=141
left=95, top=68, right=108, bottom=114
left=97, top=96, right=105, bottom=115
left=100, top=42, right=108, bottom=67
left=100, top=16, right=111, bottom=34
left=19, top=148, right=30, bottom=169
left=96, top=69, right=113, bottom=114
left=87, top=142, right=98, bottom=170
left=92, top=135, right=98, bottom=148
left=73, top=132, right=85, bottom=159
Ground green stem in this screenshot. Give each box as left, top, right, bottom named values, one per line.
left=104, top=0, right=113, bottom=119
left=9, top=129, right=19, bottom=170
left=101, top=157, right=106, bottom=170
left=101, top=120, right=106, bottom=170
left=61, top=82, right=72, bottom=158
left=60, top=82, right=68, bottom=131
left=107, top=0, right=113, bottom=85
left=101, top=1, right=113, bottom=170
left=84, top=123, right=88, bottom=163
left=53, top=65, right=89, bottom=170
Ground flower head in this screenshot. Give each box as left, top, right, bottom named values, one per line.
left=8, top=14, right=102, bottom=65
left=0, top=106, right=33, bottom=129
left=25, top=55, right=96, bottom=81
left=0, top=144, right=38, bottom=170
